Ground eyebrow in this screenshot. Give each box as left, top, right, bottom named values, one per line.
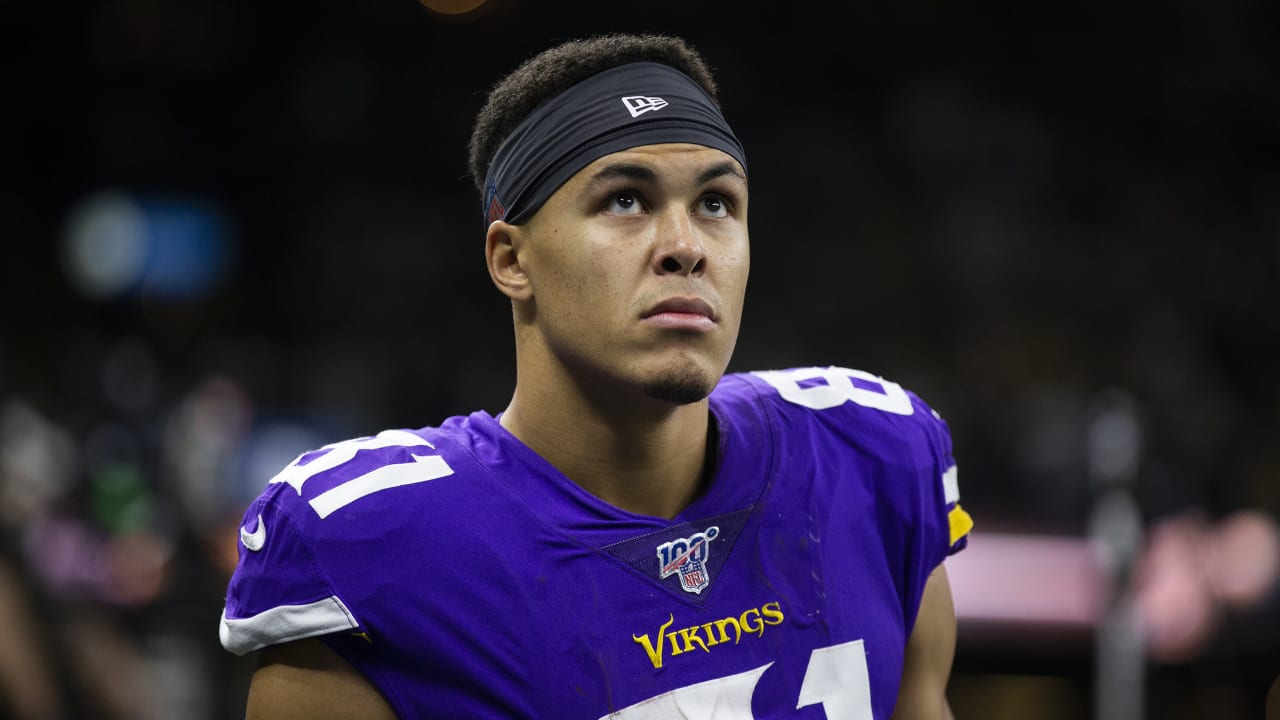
left=694, top=161, right=747, bottom=187
left=587, top=163, right=659, bottom=187
left=586, top=160, right=747, bottom=189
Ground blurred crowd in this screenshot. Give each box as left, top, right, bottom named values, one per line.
left=3, top=0, right=1279, bottom=717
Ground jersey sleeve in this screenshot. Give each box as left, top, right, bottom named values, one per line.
left=746, top=366, right=972, bottom=567
left=742, top=366, right=972, bottom=641
left=219, top=427, right=460, bottom=656
left=219, top=483, right=361, bottom=656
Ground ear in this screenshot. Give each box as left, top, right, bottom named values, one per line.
left=485, top=220, right=532, bottom=302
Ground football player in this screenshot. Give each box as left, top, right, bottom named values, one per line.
left=222, top=34, right=972, bottom=720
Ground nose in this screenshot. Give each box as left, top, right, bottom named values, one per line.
left=652, top=208, right=706, bottom=276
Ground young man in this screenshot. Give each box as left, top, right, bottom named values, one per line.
left=221, top=34, right=972, bottom=719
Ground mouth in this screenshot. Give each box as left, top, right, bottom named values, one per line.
left=641, top=297, right=717, bottom=331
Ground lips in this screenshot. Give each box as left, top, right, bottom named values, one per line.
left=643, top=297, right=716, bottom=321
left=641, top=297, right=718, bottom=331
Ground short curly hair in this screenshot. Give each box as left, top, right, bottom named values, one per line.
left=466, top=34, right=721, bottom=194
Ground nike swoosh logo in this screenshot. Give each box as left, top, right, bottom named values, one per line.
left=240, top=514, right=266, bottom=552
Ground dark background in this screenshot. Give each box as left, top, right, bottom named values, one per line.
left=1, top=1, right=1278, bottom=717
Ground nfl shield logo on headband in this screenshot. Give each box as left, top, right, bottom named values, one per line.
left=621, top=95, right=669, bottom=118
left=483, top=182, right=506, bottom=225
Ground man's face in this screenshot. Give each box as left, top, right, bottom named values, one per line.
left=514, top=143, right=750, bottom=404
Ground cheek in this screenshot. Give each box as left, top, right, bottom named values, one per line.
left=721, top=246, right=751, bottom=298
left=537, top=245, right=628, bottom=323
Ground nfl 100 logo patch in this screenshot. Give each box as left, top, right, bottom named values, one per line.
left=656, top=526, right=720, bottom=594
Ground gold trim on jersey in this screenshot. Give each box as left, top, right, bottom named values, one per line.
left=948, top=504, right=974, bottom=546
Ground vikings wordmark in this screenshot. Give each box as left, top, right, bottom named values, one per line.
left=631, top=602, right=786, bottom=670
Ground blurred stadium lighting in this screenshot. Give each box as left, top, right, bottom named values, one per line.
left=61, top=191, right=148, bottom=300
left=418, top=0, right=490, bottom=16
left=61, top=190, right=232, bottom=302
left=1088, top=390, right=1145, bottom=720
left=0, top=401, right=77, bottom=530
left=949, top=532, right=1105, bottom=628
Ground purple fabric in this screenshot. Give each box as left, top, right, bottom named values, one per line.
left=222, top=368, right=965, bottom=719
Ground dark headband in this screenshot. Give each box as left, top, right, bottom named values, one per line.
left=482, top=61, right=748, bottom=227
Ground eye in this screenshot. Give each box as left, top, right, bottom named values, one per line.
left=696, top=194, right=730, bottom=218
left=604, top=191, right=644, bottom=215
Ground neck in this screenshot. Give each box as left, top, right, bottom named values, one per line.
left=499, top=362, right=714, bottom=520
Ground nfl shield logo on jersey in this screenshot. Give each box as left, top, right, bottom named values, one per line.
left=656, top=526, right=720, bottom=594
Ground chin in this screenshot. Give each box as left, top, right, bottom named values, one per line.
left=639, top=364, right=718, bottom=405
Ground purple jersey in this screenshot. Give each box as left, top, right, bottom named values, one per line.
left=221, top=367, right=971, bottom=719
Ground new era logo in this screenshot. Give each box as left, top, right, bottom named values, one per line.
left=621, top=95, right=669, bottom=118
